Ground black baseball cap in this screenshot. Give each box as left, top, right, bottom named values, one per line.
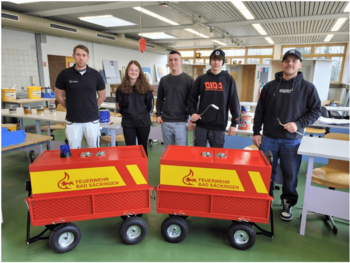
left=282, top=49, right=302, bottom=62
left=210, top=49, right=226, bottom=65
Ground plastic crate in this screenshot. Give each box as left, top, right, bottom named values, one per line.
left=1, top=127, right=26, bottom=147
left=41, top=92, right=55, bottom=98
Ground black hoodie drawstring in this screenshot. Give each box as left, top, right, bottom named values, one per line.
left=273, top=77, right=295, bottom=96
left=273, top=78, right=282, bottom=96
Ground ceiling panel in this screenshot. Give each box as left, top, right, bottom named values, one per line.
left=1, top=1, right=348, bottom=49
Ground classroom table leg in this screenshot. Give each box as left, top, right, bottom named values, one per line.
left=299, top=156, right=315, bottom=235
left=110, top=129, right=116, bottom=146
left=35, top=120, right=43, bottom=153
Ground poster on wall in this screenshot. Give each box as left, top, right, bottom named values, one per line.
left=102, top=60, right=121, bottom=84
left=142, top=67, right=152, bottom=84
left=154, top=65, right=166, bottom=82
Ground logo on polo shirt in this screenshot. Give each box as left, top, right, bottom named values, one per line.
left=69, top=80, right=79, bottom=83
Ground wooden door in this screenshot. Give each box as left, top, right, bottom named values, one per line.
left=192, top=65, right=205, bottom=79
left=48, top=55, right=66, bottom=91
left=241, top=65, right=255, bottom=102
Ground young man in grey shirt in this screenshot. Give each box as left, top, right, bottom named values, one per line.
left=156, top=50, right=195, bottom=149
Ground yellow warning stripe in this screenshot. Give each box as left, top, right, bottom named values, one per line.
left=126, top=165, right=147, bottom=185
left=248, top=171, right=268, bottom=194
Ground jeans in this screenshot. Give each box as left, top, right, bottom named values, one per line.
left=194, top=126, right=225, bottom=148
left=123, top=126, right=151, bottom=156
left=161, top=122, right=188, bottom=149
left=259, top=135, right=302, bottom=206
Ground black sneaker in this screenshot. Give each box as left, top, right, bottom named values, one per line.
left=281, top=199, right=293, bottom=221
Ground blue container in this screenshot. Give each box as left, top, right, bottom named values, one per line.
left=42, top=92, right=55, bottom=98
left=1, top=127, right=26, bottom=147
left=99, top=109, right=110, bottom=123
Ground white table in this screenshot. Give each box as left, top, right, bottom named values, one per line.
left=100, top=102, right=117, bottom=116
left=1, top=108, right=122, bottom=149
left=297, top=136, right=349, bottom=235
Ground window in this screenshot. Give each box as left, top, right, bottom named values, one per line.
left=248, top=48, right=273, bottom=55
left=283, top=47, right=311, bottom=55
left=223, top=49, right=245, bottom=56
left=195, top=59, right=204, bottom=64
left=179, top=51, right=194, bottom=57
left=314, top=46, right=345, bottom=54
left=247, top=58, right=260, bottom=64
left=262, top=58, right=271, bottom=64
left=282, top=43, right=347, bottom=83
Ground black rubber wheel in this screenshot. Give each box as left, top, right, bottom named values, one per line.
left=49, top=223, right=81, bottom=253
left=161, top=216, right=188, bottom=243
left=228, top=222, right=256, bottom=250
left=148, top=139, right=153, bottom=147
left=121, top=214, right=143, bottom=220
left=119, top=216, right=148, bottom=245
left=169, top=214, right=188, bottom=220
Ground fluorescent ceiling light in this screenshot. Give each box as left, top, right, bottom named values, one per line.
left=213, top=40, right=227, bottom=46
left=231, top=1, right=255, bottom=20
left=185, top=28, right=210, bottom=38
left=265, top=37, right=274, bottom=44
left=331, top=18, right=347, bottom=31
left=344, top=2, right=350, bottom=12
left=133, top=7, right=179, bottom=25
left=79, top=15, right=135, bottom=27
left=324, top=34, right=334, bottom=42
left=7, top=0, right=40, bottom=3
left=138, top=32, right=176, bottom=39
left=252, top=24, right=267, bottom=35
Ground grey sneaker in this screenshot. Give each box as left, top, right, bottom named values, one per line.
left=281, top=199, right=293, bottom=221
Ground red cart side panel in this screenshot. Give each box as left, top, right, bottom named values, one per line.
left=156, top=186, right=272, bottom=224
left=159, top=146, right=272, bottom=198
left=26, top=146, right=151, bottom=227
left=26, top=186, right=152, bottom=227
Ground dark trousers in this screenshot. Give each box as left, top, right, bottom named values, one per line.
left=194, top=126, right=225, bottom=148
left=259, top=135, right=302, bottom=206
left=123, top=126, right=151, bottom=156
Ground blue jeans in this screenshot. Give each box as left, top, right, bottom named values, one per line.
left=259, top=135, right=302, bottom=206
left=161, top=122, right=188, bottom=149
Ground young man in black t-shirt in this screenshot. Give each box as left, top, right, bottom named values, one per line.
left=55, top=44, right=106, bottom=149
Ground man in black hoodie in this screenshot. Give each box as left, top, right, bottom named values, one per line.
left=253, top=49, right=322, bottom=221
left=188, top=49, right=240, bottom=148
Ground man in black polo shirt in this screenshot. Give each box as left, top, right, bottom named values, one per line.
left=55, top=44, right=106, bottom=149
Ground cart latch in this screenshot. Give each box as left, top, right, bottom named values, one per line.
left=216, top=153, right=226, bottom=158
left=201, top=152, right=212, bottom=157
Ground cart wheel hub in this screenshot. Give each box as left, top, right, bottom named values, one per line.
left=126, top=225, right=141, bottom=239
left=167, top=224, right=181, bottom=238
left=58, top=232, right=75, bottom=247
left=234, top=230, right=249, bottom=244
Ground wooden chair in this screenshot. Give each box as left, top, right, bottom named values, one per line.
left=305, top=106, right=329, bottom=137
left=41, top=104, right=66, bottom=140
left=306, top=132, right=349, bottom=233
left=100, top=134, right=125, bottom=146
left=322, top=100, right=341, bottom=106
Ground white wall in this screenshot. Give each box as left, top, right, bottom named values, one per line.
left=2, top=28, right=167, bottom=96
left=41, top=35, right=167, bottom=95
left=342, top=42, right=349, bottom=83
left=1, top=29, right=40, bottom=92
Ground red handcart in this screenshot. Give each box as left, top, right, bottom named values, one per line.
left=155, top=145, right=274, bottom=250
left=25, top=145, right=152, bottom=253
